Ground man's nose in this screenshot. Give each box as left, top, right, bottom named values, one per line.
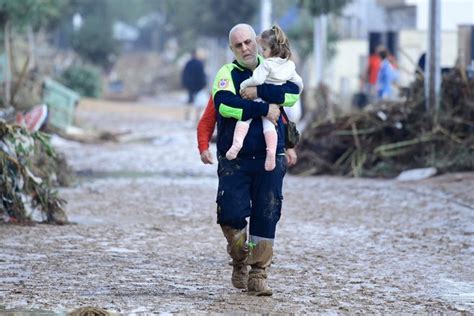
left=242, top=43, right=249, bottom=51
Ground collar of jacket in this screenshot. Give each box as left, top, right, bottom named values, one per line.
left=233, top=55, right=264, bottom=71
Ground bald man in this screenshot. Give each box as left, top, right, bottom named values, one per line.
left=211, top=24, right=301, bottom=296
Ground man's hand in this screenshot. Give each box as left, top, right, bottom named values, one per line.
left=285, top=148, right=297, bottom=166
left=200, top=150, right=214, bottom=164
left=266, top=104, right=280, bottom=125
left=240, top=87, right=258, bottom=100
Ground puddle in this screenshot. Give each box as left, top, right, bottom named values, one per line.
left=68, top=215, right=106, bottom=226
left=75, top=170, right=158, bottom=179
left=0, top=308, right=64, bottom=315
left=75, top=169, right=214, bottom=180
left=438, top=278, right=474, bottom=307
left=119, top=134, right=174, bottom=145
left=106, top=247, right=138, bottom=253
left=0, top=307, right=118, bottom=316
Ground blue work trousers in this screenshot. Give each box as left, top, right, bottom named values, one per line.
left=216, top=154, right=286, bottom=240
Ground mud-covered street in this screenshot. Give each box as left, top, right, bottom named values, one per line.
left=1, top=99, right=473, bottom=314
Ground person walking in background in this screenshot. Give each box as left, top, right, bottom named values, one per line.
left=377, top=49, right=398, bottom=100
left=211, top=23, right=301, bottom=296
left=181, top=49, right=207, bottom=120
left=225, top=24, right=303, bottom=171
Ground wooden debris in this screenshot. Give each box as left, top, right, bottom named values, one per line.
left=291, top=68, right=474, bottom=177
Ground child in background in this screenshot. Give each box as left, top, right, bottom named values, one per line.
left=226, top=24, right=303, bottom=171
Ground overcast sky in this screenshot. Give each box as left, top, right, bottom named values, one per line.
left=406, top=0, right=474, bottom=31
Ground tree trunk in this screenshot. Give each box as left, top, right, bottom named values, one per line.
left=27, top=24, right=36, bottom=71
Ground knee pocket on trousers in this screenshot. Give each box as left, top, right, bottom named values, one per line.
left=216, top=190, right=249, bottom=227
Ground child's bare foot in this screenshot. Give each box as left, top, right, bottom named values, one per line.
left=226, top=146, right=240, bottom=160
left=264, top=150, right=276, bottom=171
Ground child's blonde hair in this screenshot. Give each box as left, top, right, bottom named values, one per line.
left=259, top=24, right=291, bottom=59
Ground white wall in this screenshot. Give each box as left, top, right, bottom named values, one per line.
left=397, top=29, right=458, bottom=86
left=327, top=39, right=368, bottom=98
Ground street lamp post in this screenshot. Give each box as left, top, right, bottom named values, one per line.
left=260, top=0, right=272, bottom=33
left=425, top=0, right=441, bottom=124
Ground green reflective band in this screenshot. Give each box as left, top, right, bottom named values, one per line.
left=219, top=104, right=243, bottom=120
left=282, top=93, right=299, bottom=107
left=212, top=64, right=237, bottom=97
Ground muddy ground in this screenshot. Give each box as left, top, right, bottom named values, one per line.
left=1, top=98, right=473, bottom=314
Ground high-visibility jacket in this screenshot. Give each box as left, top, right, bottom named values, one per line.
left=212, top=58, right=300, bottom=159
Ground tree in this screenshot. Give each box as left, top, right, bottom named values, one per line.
left=158, top=0, right=258, bottom=52
left=0, top=0, right=62, bottom=31
left=198, top=0, right=258, bottom=39
left=62, top=0, right=118, bottom=68
left=0, top=0, right=63, bottom=107
left=300, top=0, right=349, bottom=17
left=72, top=14, right=117, bottom=67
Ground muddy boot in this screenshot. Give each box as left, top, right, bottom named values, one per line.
left=221, top=225, right=249, bottom=289
left=247, top=240, right=273, bottom=296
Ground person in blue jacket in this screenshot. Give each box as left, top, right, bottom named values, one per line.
left=212, top=23, right=300, bottom=296
left=377, top=49, right=398, bottom=100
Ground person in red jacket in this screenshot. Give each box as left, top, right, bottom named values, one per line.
left=197, top=96, right=297, bottom=166
left=197, top=96, right=217, bottom=164
left=366, top=44, right=384, bottom=101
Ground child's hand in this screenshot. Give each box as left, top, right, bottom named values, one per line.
left=266, top=104, right=280, bottom=125
left=240, top=87, right=257, bottom=100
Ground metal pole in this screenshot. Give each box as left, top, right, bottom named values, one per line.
left=314, top=14, right=327, bottom=86
left=425, top=0, right=441, bottom=124
left=314, top=16, right=322, bottom=86
left=260, top=0, right=272, bottom=33
left=4, top=20, right=11, bottom=106
left=321, top=14, right=327, bottom=85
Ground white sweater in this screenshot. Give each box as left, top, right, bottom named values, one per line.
left=240, top=57, right=304, bottom=93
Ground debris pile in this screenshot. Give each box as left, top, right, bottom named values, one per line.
left=0, top=121, right=68, bottom=224
left=291, top=68, right=474, bottom=177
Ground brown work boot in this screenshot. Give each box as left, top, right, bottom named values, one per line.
left=231, top=260, right=248, bottom=289
left=247, top=240, right=273, bottom=296
left=247, top=267, right=273, bottom=296
left=221, top=225, right=249, bottom=289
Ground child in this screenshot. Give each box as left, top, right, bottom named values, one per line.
left=225, top=24, right=303, bottom=171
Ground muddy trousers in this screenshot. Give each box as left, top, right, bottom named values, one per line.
left=216, top=155, right=286, bottom=239
left=217, top=155, right=285, bottom=294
